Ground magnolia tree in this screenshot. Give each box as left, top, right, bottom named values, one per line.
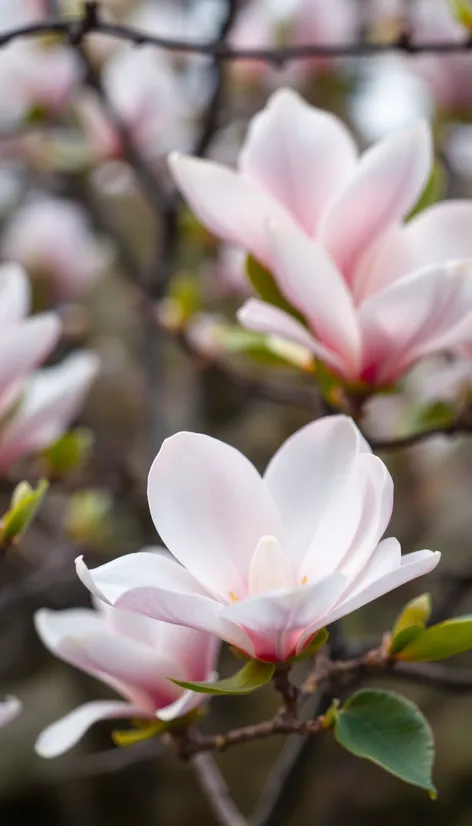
left=4, top=1, right=472, bottom=825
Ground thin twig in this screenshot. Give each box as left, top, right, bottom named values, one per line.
left=192, top=753, right=248, bottom=826
left=370, top=422, right=472, bottom=452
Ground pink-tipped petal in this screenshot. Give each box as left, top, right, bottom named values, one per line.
left=239, top=88, right=357, bottom=236
left=267, top=221, right=361, bottom=377
left=147, top=431, right=282, bottom=598
left=35, top=701, right=152, bottom=759
left=168, top=152, right=292, bottom=266
left=320, top=121, right=432, bottom=279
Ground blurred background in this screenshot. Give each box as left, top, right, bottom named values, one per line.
left=2, top=0, right=472, bottom=824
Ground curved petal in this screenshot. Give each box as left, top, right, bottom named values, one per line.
left=220, top=572, right=347, bottom=661
left=403, top=200, right=472, bottom=272
left=0, top=264, right=30, bottom=327
left=320, top=121, right=432, bottom=280
left=239, top=88, right=357, bottom=236
left=351, top=225, right=414, bottom=303
left=168, top=152, right=292, bottom=266
left=0, top=351, right=99, bottom=468
left=264, top=416, right=370, bottom=569
left=0, top=313, right=60, bottom=399
left=267, top=221, right=361, bottom=377
left=147, top=431, right=282, bottom=598
left=76, top=554, right=253, bottom=655
left=237, top=298, right=343, bottom=372
left=321, top=542, right=441, bottom=627
left=156, top=673, right=217, bottom=722
left=35, top=701, right=153, bottom=759
left=359, top=260, right=472, bottom=385
left=0, top=696, right=21, bottom=729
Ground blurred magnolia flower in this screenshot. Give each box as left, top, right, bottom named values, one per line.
left=0, top=696, right=21, bottom=729
left=35, top=597, right=219, bottom=757
left=170, top=88, right=472, bottom=386
left=0, top=264, right=99, bottom=471
left=2, top=197, right=110, bottom=300
left=77, top=416, right=440, bottom=663
left=78, top=47, right=190, bottom=161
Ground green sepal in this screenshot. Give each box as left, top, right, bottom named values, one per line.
left=246, top=254, right=306, bottom=325
left=170, top=659, right=275, bottom=695
left=1, top=479, right=48, bottom=544
left=407, top=162, right=447, bottom=221
left=286, top=628, right=329, bottom=663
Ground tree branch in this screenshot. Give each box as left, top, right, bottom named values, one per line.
left=192, top=753, right=248, bottom=826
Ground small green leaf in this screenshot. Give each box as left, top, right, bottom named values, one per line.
left=322, top=698, right=340, bottom=729
left=246, top=255, right=306, bottom=325
left=407, top=162, right=447, bottom=221
left=287, top=628, right=329, bottom=662
left=64, top=489, right=113, bottom=546
left=1, top=480, right=48, bottom=544
left=171, top=659, right=275, bottom=695
left=403, top=400, right=456, bottom=436
left=450, top=0, right=472, bottom=29
left=112, top=720, right=165, bottom=746
left=334, top=689, right=436, bottom=795
left=393, top=594, right=432, bottom=637
left=41, top=427, right=94, bottom=476
left=390, top=626, right=425, bottom=656
left=397, top=616, right=472, bottom=662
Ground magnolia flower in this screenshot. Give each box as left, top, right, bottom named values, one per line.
left=170, top=88, right=472, bottom=386
left=77, top=416, right=440, bottom=663
left=3, top=197, right=109, bottom=300
left=35, top=598, right=218, bottom=757
left=79, top=47, right=190, bottom=161
left=0, top=696, right=21, bottom=729
left=0, top=264, right=99, bottom=470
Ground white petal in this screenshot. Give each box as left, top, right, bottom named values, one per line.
left=147, top=431, right=282, bottom=598
left=35, top=701, right=152, bottom=759
left=0, top=264, right=30, bottom=327
left=320, top=121, right=432, bottom=280
left=359, top=260, right=472, bottom=385
left=0, top=696, right=21, bottom=729
left=239, top=88, right=357, bottom=236
left=403, top=200, right=472, bottom=272
left=237, top=298, right=342, bottom=372
left=156, top=674, right=217, bottom=723
left=248, top=535, right=293, bottom=595
left=267, top=221, right=361, bottom=378
left=264, top=416, right=370, bottom=570
left=0, top=313, right=60, bottom=400
left=168, top=152, right=292, bottom=266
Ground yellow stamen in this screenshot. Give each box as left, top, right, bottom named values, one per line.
left=229, top=591, right=239, bottom=603
left=301, top=576, right=308, bottom=585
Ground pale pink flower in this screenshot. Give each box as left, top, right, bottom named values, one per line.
left=169, top=88, right=472, bottom=385
left=0, top=697, right=21, bottom=729
left=76, top=416, right=440, bottom=664
left=0, top=264, right=99, bottom=470
left=79, top=47, right=189, bottom=161
left=3, top=197, right=109, bottom=300
left=34, top=597, right=219, bottom=757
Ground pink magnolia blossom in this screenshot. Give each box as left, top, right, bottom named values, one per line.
left=0, top=696, right=21, bottom=729
left=34, top=597, right=219, bottom=757
left=3, top=197, right=109, bottom=300
left=0, top=264, right=99, bottom=470
left=76, top=416, right=440, bottom=664
left=169, top=88, right=472, bottom=386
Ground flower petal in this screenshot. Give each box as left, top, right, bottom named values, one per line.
left=320, top=121, right=432, bottom=280
left=237, top=298, right=342, bottom=372
left=264, top=415, right=370, bottom=570
left=0, top=696, right=21, bottom=729
left=35, top=701, right=153, bottom=759
left=168, top=152, right=292, bottom=266
left=403, top=200, right=472, bottom=272
left=0, top=264, right=30, bottom=328
left=0, top=313, right=60, bottom=400
left=221, top=572, right=347, bottom=661
left=267, top=221, right=361, bottom=377
left=147, top=431, right=282, bottom=598
left=359, top=261, right=472, bottom=385
left=248, top=535, right=293, bottom=595
left=239, top=88, right=357, bottom=237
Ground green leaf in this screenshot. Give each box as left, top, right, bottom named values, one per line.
left=220, top=326, right=312, bottom=369
left=1, top=480, right=48, bottom=544
left=41, top=427, right=94, bottom=475
left=393, top=594, right=432, bottom=637
left=390, top=626, right=425, bottom=656
left=112, top=720, right=165, bottom=746
left=246, top=255, right=306, bottom=325
left=334, top=689, right=436, bottom=795
left=171, top=659, right=275, bottom=695
left=403, top=400, right=456, bottom=436
left=407, top=163, right=447, bottom=221
left=397, top=616, right=472, bottom=662
left=450, top=0, right=472, bottom=29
